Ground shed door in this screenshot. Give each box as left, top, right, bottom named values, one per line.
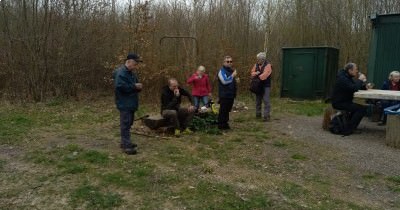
left=289, top=53, right=315, bottom=98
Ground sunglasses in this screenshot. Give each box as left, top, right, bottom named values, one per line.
left=225, top=60, right=233, bottom=63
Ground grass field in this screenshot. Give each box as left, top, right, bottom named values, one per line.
left=0, top=96, right=398, bottom=209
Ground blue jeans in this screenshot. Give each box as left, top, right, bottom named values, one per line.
left=120, top=110, right=135, bottom=148
left=380, top=100, right=400, bottom=123
left=193, top=96, right=209, bottom=109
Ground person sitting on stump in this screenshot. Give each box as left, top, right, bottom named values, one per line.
left=161, top=78, right=196, bottom=136
left=331, top=62, right=369, bottom=135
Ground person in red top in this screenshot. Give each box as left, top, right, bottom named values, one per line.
left=187, top=65, right=212, bottom=110
left=378, top=70, right=400, bottom=125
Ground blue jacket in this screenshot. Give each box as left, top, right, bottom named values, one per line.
left=113, top=65, right=140, bottom=111
left=218, top=66, right=237, bottom=99
left=381, top=79, right=400, bottom=90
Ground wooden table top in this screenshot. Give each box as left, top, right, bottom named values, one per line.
left=354, top=89, right=400, bottom=101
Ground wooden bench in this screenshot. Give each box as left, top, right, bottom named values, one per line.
left=386, top=114, right=400, bottom=148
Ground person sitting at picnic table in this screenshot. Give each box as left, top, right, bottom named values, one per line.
left=187, top=65, right=212, bottom=111
left=161, top=78, right=196, bottom=137
left=377, top=71, right=400, bottom=126
left=331, top=63, right=369, bottom=135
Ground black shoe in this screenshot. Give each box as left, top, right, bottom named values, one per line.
left=218, top=124, right=231, bottom=130
left=256, top=114, right=262, bottom=119
left=120, top=143, right=137, bottom=149
left=377, top=121, right=386, bottom=126
left=122, top=147, right=137, bottom=155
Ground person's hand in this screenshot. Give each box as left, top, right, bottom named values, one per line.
left=232, top=70, right=237, bottom=77
left=208, top=93, right=212, bottom=97
left=358, top=73, right=367, bottom=82
left=251, top=72, right=258, bottom=77
left=135, top=83, right=143, bottom=90
left=188, top=105, right=196, bottom=113
left=366, top=83, right=374, bottom=89
left=235, top=77, right=240, bottom=83
left=174, top=88, right=180, bottom=97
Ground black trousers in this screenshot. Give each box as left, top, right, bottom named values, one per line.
left=218, top=97, right=234, bottom=127
left=333, top=102, right=367, bottom=130
left=120, top=110, right=135, bottom=148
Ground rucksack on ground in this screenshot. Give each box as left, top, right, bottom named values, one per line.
left=328, top=112, right=350, bottom=135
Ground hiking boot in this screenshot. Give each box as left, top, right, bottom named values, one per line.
left=256, top=114, right=262, bottom=119
left=263, top=117, right=271, bottom=122
left=182, top=128, right=193, bottom=135
left=122, top=147, right=137, bottom=155
left=120, top=143, right=137, bottom=149
left=174, top=129, right=181, bottom=137
left=218, top=124, right=231, bottom=130
left=377, top=121, right=386, bottom=126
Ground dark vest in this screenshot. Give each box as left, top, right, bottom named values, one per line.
left=256, top=62, right=271, bottom=87
left=218, top=66, right=237, bottom=99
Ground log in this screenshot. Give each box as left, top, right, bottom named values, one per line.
left=386, top=115, right=400, bottom=148
left=322, top=105, right=334, bottom=130
left=142, top=115, right=168, bottom=130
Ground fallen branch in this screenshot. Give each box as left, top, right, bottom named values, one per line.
left=132, top=131, right=171, bottom=139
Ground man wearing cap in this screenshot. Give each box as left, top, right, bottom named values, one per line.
left=113, top=53, right=143, bottom=155
left=250, top=52, right=272, bottom=121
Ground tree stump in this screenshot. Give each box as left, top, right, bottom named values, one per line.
left=322, top=105, right=335, bottom=130
left=386, top=115, right=400, bottom=148
left=142, top=115, right=168, bottom=130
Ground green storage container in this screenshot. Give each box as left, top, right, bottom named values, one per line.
left=367, top=14, right=400, bottom=88
left=281, top=47, right=339, bottom=99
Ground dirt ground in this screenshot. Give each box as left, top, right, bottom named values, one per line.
left=271, top=114, right=399, bottom=176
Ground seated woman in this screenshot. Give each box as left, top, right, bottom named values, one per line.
left=378, top=70, right=400, bottom=125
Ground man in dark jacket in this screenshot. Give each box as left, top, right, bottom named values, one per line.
left=113, top=53, right=143, bottom=155
left=161, top=78, right=196, bottom=137
left=217, top=55, right=237, bottom=130
left=331, top=63, right=368, bottom=135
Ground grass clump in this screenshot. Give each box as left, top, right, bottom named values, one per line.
left=70, top=182, right=123, bottom=209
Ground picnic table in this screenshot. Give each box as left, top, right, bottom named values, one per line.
left=354, top=89, right=400, bottom=148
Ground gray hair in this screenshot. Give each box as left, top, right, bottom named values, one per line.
left=389, top=71, right=400, bottom=80
left=256, top=52, right=267, bottom=60
left=197, top=65, right=206, bottom=72
left=168, top=78, right=178, bottom=86
left=344, top=63, right=357, bottom=71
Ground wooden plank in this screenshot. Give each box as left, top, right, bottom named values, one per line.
left=386, top=115, right=400, bottom=148
left=354, top=89, right=400, bottom=101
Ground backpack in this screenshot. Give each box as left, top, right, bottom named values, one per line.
left=328, top=112, right=350, bottom=135
left=249, top=77, right=263, bottom=94
left=249, top=62, right=269, bottom=94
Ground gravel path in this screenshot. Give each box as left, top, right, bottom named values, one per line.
left=270, top=115, right=400, bottom=176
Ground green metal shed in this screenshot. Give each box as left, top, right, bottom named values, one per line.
left=367, top=13, right=400, bottom=88
left=281, top=47, right=339, bottom=99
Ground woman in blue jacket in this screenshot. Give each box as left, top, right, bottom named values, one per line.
left=378, top=71, right=400, bottom=125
